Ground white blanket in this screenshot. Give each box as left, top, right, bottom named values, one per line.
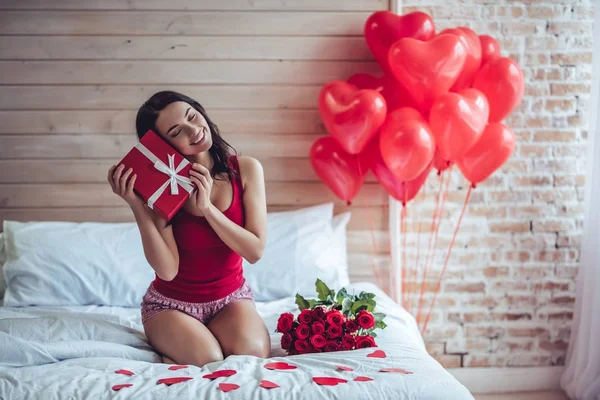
left=0, top=283, right=473, bottom=399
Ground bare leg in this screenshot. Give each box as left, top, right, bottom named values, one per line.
left=143, top=310, right=224, bottom=367
left=208, top=300, right=271, bottom=358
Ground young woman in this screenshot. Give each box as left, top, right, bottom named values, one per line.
left=107, top=91, right=270, bottom=367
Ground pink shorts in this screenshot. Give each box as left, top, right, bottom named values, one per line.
left=140, top=282, right=254, bottom=325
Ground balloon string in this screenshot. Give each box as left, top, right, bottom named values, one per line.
left=416, top=168, right=447, bottom=325
left=356, top=156, right=385, bottom=294
left=421, top=183, right=472, bottom=335
left=400, top=201, right=407, bottom=309
left=409, top=181, right=425, bottom=317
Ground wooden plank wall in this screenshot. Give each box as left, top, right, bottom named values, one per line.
left=0, top=0, right=391, bottom=285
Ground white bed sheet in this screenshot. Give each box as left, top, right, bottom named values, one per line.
left=0, top=282, right=473, bottom=400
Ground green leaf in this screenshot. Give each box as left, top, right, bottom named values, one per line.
left=351, top=300, right=370, bottom=314
left=295, top=294, right=310, bottom=310
left=376, top=321, right=387, bottom=330
left=370, top=331, right=378, bottom=338
left=365, top=299, right=376, bottom=312
left=342, top=298, right=353, bottom=314
left=315, top=279, right=331, bottom=302
left=373, top=312, right=386, bottom=323
left=329, top=289, right=336, bottom=302
left=359, top=291, right=376, bottom=301
left=308, top=299, right=319, bottom=309
left=336, top=288, right=348, bottom=304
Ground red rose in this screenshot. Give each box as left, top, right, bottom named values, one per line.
left=342, top=334, right=356, bottom=349
left=295, top=324, right=311, bottom=340
left=277, top=312, right=294, bottom=333
left=313, top=306, right=326, bottom=321
left=355, top=335, right=376, bottom=349
left=294, top=339, right=310, bottom=354
left=324, top=340, right=340, bottom=352
left=357, top=310, right=376, bottom=330
left=327, top=324, right=343, bottom=339
left=298, top=309, right=314, bottom=325
left=280, top=333, right=293, bottom=350
left=310, top=334, right=327, bottom=349
left=311, top=321, right=325, bottom=335
left=326, top=310, right=345, bottom=326
left=345, top=319, right=359, bottom=333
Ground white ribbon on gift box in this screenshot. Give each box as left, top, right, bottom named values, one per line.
left=135, top=142, right=194, bottom=210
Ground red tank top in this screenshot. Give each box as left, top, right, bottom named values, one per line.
left=152, top=156, right=245, bottom=303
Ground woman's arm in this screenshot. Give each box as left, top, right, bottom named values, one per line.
left=108, top=164, right=179, bottom=281
left=188, top=157, right=267, bottom=264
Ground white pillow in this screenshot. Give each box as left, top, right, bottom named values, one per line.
left=2, top=221, right=155, bottom=307
left=331, top=212, right=351, bottom=288
left=243, top=203, right=339, bottom=301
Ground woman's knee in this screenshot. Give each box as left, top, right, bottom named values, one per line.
left=227, top=336, right=270, bottom=358
left=187, top=346, right=225, bottom=367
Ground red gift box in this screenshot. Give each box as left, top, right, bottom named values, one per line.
left=118, top=130, right=195, bottom=221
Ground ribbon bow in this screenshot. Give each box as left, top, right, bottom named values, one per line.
left=135, top=142, right=194, bottom=210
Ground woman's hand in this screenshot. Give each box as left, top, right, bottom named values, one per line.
left=188, top=163, right=213, bottom=215
left=108, top=164, right=144, bottom=209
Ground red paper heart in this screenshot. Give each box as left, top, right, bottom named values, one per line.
left=318, top=81, right=387, bottom=155
left=367, top=350, right=387, bottom=358
left=347, top=73, right=417, bottom=111
left=203, top=369, right=237, bottom=379
left=364, top=11, right=435, bottom=73
left=379, top=108, right=435, bottom=182
left=439, top=27, right=482, bottom=92
left=112, top=383, right=133, bottom=391
left=429, top=88, right=490, bottom=162
left=380, top=368, right=413, bottom=374
left=472, top=57, right=524, bottom=123
left=310, top=137, right=366, bottom=204
left=114, top=369, right=134, bottom=376
left=354, top=376, right=374, bottom=382
left=168, top=365, right=188, bottom=371
left=313, top=377, right=348, bottom=386
left=337, top=365, right=353, bottom=372
left=259, top=380, right=280, bottom=389
left=157, top=377, right=193, bottom=385
left=457, top=122, right=516, bottom=185
left=389, top=34, right=468, bottom=111
left=264, top=362, right=297, bottom=371
left=219, top=383, right=240, bottom=392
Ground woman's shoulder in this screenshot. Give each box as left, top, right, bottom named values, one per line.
left=234, top=156, right=264, bottom=188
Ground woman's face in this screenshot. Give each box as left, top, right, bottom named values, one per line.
left=154, top=101, right=213, bottom=155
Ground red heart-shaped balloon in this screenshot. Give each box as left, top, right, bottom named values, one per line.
left=264, top=362, right=297, bottom=371
left=379, top=108, right=436, bottom=182
left=310, top=137, right=366, bottom=204
left=364, top=11, right=435, bottom=73
left=457, top=122, right=516, bottom=184
left=318, top=81, right=387, bottom=155
left=472, top=57, right=524, bottom=123
left=479, top=35, right=502, bottom=66
left=367, top=140, right=432, bottom=204
left=313, top=377, right=348, bottom=386
left=347, top=73, right=418, bottom=111
left=389, top=34, right=468, bottom=111
left=218, top=383, right=240, bottom=392
left=439, top=27, right=482, bottom=92
left=433, top=149, right=450, bottom=173
left=429, top=88, right=489, bottom=162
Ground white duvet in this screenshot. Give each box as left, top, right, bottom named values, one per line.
left=0, top=282, right=473, bottom=400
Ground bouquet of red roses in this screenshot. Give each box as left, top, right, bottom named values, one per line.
left=276, top=279, right=387, bottom=355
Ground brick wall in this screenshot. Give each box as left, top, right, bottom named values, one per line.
left=399, top=0, right=593, bottom=368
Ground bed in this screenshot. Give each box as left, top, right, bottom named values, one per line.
left=0, top=203, right=474, bottom=399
